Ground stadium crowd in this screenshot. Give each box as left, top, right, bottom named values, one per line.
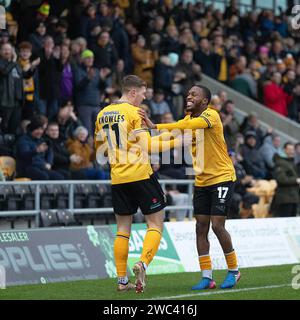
left=0, top=0, right=299, bottom=218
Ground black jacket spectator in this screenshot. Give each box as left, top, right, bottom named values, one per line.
left=240, top=132, right=267, bottom=179
left=92, top=32, right=118, bottom=70
left=16, top=121, right=64, bottom=180
left=272, top=151, right=300, bottom=217
left=37, top=47, right=63, bottom=101
left=194, top=39, right=220, bottom=79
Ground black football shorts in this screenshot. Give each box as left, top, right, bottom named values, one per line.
left=193, top=180, right=235, bottom=216
left=112, top=174, right=167, bottom=215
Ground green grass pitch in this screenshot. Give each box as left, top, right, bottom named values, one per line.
left=0, top=264, right=299, bottom=300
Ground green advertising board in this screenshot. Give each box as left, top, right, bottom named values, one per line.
left=110, top=223, right=184, bottom=275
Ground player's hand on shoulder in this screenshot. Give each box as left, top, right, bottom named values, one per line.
left=138, top=109, right=156, bottom=129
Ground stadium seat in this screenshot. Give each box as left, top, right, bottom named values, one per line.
left=74, top=184, right=87, bottom=208
left=13, top=185, right=35, bottom=211
left=56, top=210, right=82, bottom=226
left=40, top=210, right=64, bottom=228
left=0, top=156, right=16, bottom=180
left=40, top=185, right=54, bottom=209
left=57, top=185, right=69, bottom=209
left=86, top=184, right=103, bottom=208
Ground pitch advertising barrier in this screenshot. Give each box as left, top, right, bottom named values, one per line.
left=0, top=226, right=116, bottom=286
left=0, top=217, right=300, bottom=286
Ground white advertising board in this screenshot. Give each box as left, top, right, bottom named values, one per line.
left=165, top=217, right=300, bottom=271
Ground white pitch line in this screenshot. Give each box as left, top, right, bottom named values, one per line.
left=145, top=284, right=292, bottom=300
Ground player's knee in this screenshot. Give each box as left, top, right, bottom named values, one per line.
left=211, top=223, right=225, bottom=236
left=196, top=222, right=209, bottom=237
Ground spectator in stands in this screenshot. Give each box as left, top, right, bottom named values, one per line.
left=240, top=112, right=265, bottom=148
left=230, top=56, right=257, bottom=98
left=263, top=71, right=292, bottom=116
left=79, top=3, right=100, bottom=41
left=60, top=44, right=76, bottom=104
left=28, top=21, right=47, bottom=55
left=240, top=131, right=267, bottom=179
left=131, top=35, right=158, bottom=86
left=175, top=48, right=201, bottom=95
left=211, top=94, right=222, bottom=111
left=288, top=80, right=300, bottom=122
left=221, top=100, right=240, bottom=150
left=0, top=43, right=25, bottom=134
left=74, top=49, right=104, bottom=134
left=153, top=52, right=178, bottom=101
left=272, top=142, right=300, bottom=217
left=66, top=126, right=109, bottom=180
left=218, top=89, right=228, bottom=105
left=213, top=34, right=229, bottom=83
left=57, top=101, right=82, bottom=142
left=259, top=134, right=282, bottom=173
left=161, top=24, right=180, bottom=55
left=149, top=89, right=171, bottom=123
left=111, top=8, right=131, bottom=73
left=37, top=36, right=63, bottom=120
left=16, top=120, right=64, bottom=180
left=194, top=38, right=219, bottom=78
left=18, top=41, right=40, bottom=120
left=45, top=122, right=84, bottom=180
left=92, top=31, right=118, bottom=76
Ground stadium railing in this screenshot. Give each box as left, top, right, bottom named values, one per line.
left=0, top=180, right=194, bottom=227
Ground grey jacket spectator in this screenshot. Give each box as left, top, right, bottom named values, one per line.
left=74, top=49, right=104, bottom=134
left=0, top=43, right=30, bottom=133
left=259, top=135, right=282, bottom=169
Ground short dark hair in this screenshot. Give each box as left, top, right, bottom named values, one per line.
left=195, top=85, right=212, bottom=104
left=223, top=99, right=234, bottom=107
left=47, top=122, right=59, bottom=128
left=121, top=75, right=147, bottom=93
left=284, top=142, right=294, bottom=149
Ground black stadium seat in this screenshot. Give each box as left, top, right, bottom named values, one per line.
left=56, top=210, right=82, bottom=226
left=74, top=184, right=87, bottom=208
left=40, top=210, right=64, bottom=228
left=57, top=185, right=69, bottom=209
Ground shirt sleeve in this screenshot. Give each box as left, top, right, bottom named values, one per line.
left=135, top=131, right=181, bottom=153
left=156, top=111, right=218, bottom=131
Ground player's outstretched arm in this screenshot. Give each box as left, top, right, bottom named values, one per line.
left=135, top=130, right=182, bottom=153
left=156, top=117, right=209, bottom=131
left=138, top=109, right=209, bottom=131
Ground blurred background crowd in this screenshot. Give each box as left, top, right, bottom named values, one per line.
left=0, top=0, right=299, bottom=219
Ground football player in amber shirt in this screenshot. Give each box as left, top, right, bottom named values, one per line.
left=139, top=85, right=241, bottom=290
left=95, top=75, right=183, bottom=293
